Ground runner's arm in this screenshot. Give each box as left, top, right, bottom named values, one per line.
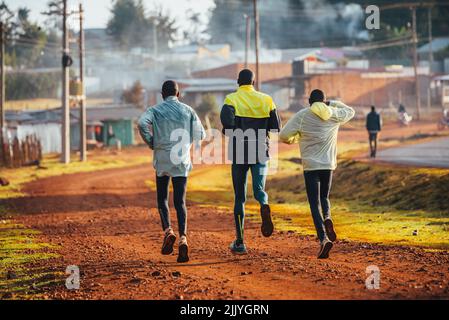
left=330, top=101, right=355, bottom=124
left=279, top=112, right=302, bottom=144
left=137, top=108, right=154, bottom=149
left=220, top=104, right=236, bottom=135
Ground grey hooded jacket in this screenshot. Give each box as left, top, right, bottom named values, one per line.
left=279, top=101, right=355, bottom=171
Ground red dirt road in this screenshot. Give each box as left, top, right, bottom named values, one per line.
left=7, top=162, right=449, bottom=300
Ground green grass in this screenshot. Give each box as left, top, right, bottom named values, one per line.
left=0, top=148, right=151, bottom=299
left=0, top=217, right=62, bottom=299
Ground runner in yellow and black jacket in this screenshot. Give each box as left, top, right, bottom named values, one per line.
left=220, top=69, right=281, bottom=254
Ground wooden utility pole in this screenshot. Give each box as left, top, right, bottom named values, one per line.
left=427, top=6, right=433, bottom=73
left=61, top=0, right=70, bottom=163
left=79, top=3, right=86, bottom=162
left=0, top=21, right=5, bottom=141
left=411, top=6, right=421, bottom=120
left=253, top=0, right=260, bottom=91
left=244, top=14, right=250, bottom=69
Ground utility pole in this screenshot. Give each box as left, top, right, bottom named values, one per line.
left=0, top=21, right=5, bottom=145
left=253, top=0, right=260, bottom=91
left=427, top=6, right=433, bottom=73
left=0, top=3, right=13, bottom=164
left=244, top=14, right=250, bottom=69
left=61, top=0, right=70, bottom=163
left=79, top=3, right=86, bottom=162
left=411, top=6, right=421, bottom=120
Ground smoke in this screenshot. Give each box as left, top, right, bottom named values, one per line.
left=301, top=0, right=366, bottom=39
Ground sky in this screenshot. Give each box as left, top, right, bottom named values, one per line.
left=5, top=0, right=214, bottom=30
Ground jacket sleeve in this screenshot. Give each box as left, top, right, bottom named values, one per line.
left=279, top=111, right=302, bottom=144
left=330, top=101, right=355, bottom=124
left=220, top=104, right=236, bottom=134
left=268, top=109, right=281, bottom=132
left=137, top=108, right=154, bottom=149
left=191, top=110, right=206, bottom=142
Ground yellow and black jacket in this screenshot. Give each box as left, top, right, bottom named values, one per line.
left=220, top=85, right=281, bottom=164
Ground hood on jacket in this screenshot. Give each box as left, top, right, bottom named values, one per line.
left=310, top=102, right=332, bottom=121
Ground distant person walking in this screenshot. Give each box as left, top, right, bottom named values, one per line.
left=279, top=89, right=354, bottom=259
left=138, top=80, right=206, bottom=263
left=220, top=69, right=281, bottom=254
left=366, top=106, right=382, bottom=158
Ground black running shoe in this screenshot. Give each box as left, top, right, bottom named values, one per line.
left=260, top=204, right=274, bottom=237
left=161, top=229, right=176, bottom=255
left=324, top=219, right=337, bottom=242
left=177, top=236, right=189, bottom=263
left=317, top=239, right=333, bottom=259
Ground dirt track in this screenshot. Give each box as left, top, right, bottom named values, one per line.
left=7, top=163, right=449, bottom=300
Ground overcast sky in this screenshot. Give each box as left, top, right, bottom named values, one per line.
left=6, top=0, right=214, bottom=30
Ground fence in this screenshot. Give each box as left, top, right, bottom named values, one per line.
left=0, top=135, right=43, bottom=168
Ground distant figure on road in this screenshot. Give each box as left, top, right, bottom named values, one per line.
left=220, top=69, right=281, bottom=255
left=366, top=106, right=382, bottom=158
left=279, top=89, right=355, bottom=259
left=138, top=80, right=206, bottom=263
left=398, top=103, right=412, bottom=126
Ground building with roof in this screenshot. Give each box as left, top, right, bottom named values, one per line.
left=5, top=105, right=143, bottom=153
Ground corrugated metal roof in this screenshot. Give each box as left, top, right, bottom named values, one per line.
left=418, top=37, right=449, bottom=54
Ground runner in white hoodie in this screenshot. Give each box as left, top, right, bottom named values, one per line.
left=279, top=89, right=355, bottom=259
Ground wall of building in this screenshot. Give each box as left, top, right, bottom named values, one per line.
left=295, top=72, right=430, bottom=109
left=192, top=63, right=292, bottom=83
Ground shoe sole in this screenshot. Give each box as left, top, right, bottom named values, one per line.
left=324, top=219, right=337, bottom=242
left=161, top=233, right=176, bottom=255
left=261, top=204, right=274, bottom=237
left=318, top=241, right=333, bottom=259
left=177, top=243, right=189, bottom=263
left=230, top=249, right=248, bottom=255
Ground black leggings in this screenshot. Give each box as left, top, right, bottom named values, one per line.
left=156, top=175, right=187, bottom=236
left=303, top=170, right=333, bottom=242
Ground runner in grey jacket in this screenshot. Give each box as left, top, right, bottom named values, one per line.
left=279, top=89, right=355, bottom=259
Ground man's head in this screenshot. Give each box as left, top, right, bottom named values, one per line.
left=161, top=80, right=179, bottom=100
left=237, top=69, right=255, bottom=86
left=371, top=105, right=376, bottom=112
left=309, top=89, right=325, bottom=105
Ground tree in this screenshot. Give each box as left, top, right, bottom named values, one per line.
left=5, top=6, right=49, bottom=68
left=121, top=81, right=145, bottom=108
left=107, top=0, right=149, bottom=48
left=107, top=0, right=177, bottom=51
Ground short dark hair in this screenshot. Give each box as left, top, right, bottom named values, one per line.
left=309, top=89, right=325, bottom=105
left=371, top=105, right=376, bottom=112
left=161, top=80, right=179, bottom=98
left=237, top=69, right=255, bottom=86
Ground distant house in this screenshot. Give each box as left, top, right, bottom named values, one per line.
left=189, top=62, right=293, bottom=109
left=169, top=44, right=231, bottom=61
left=177, top=78, right=237, bottom=107
left=5, top=105, right=143, bottom=154
left=418, top=37, right=449, bottom=73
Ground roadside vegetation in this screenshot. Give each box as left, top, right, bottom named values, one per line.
left=0, top=148, right=151, bottom=299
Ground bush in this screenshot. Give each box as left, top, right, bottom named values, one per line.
left=6, top=71, right=60, bottom=100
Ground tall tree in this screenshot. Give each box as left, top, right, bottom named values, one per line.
left=107, top=0, right=177, bottom=51
left=107, top=0, right=149, bottom=48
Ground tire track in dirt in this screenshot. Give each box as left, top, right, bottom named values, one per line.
left=6, top=164, right=449, bottom=299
